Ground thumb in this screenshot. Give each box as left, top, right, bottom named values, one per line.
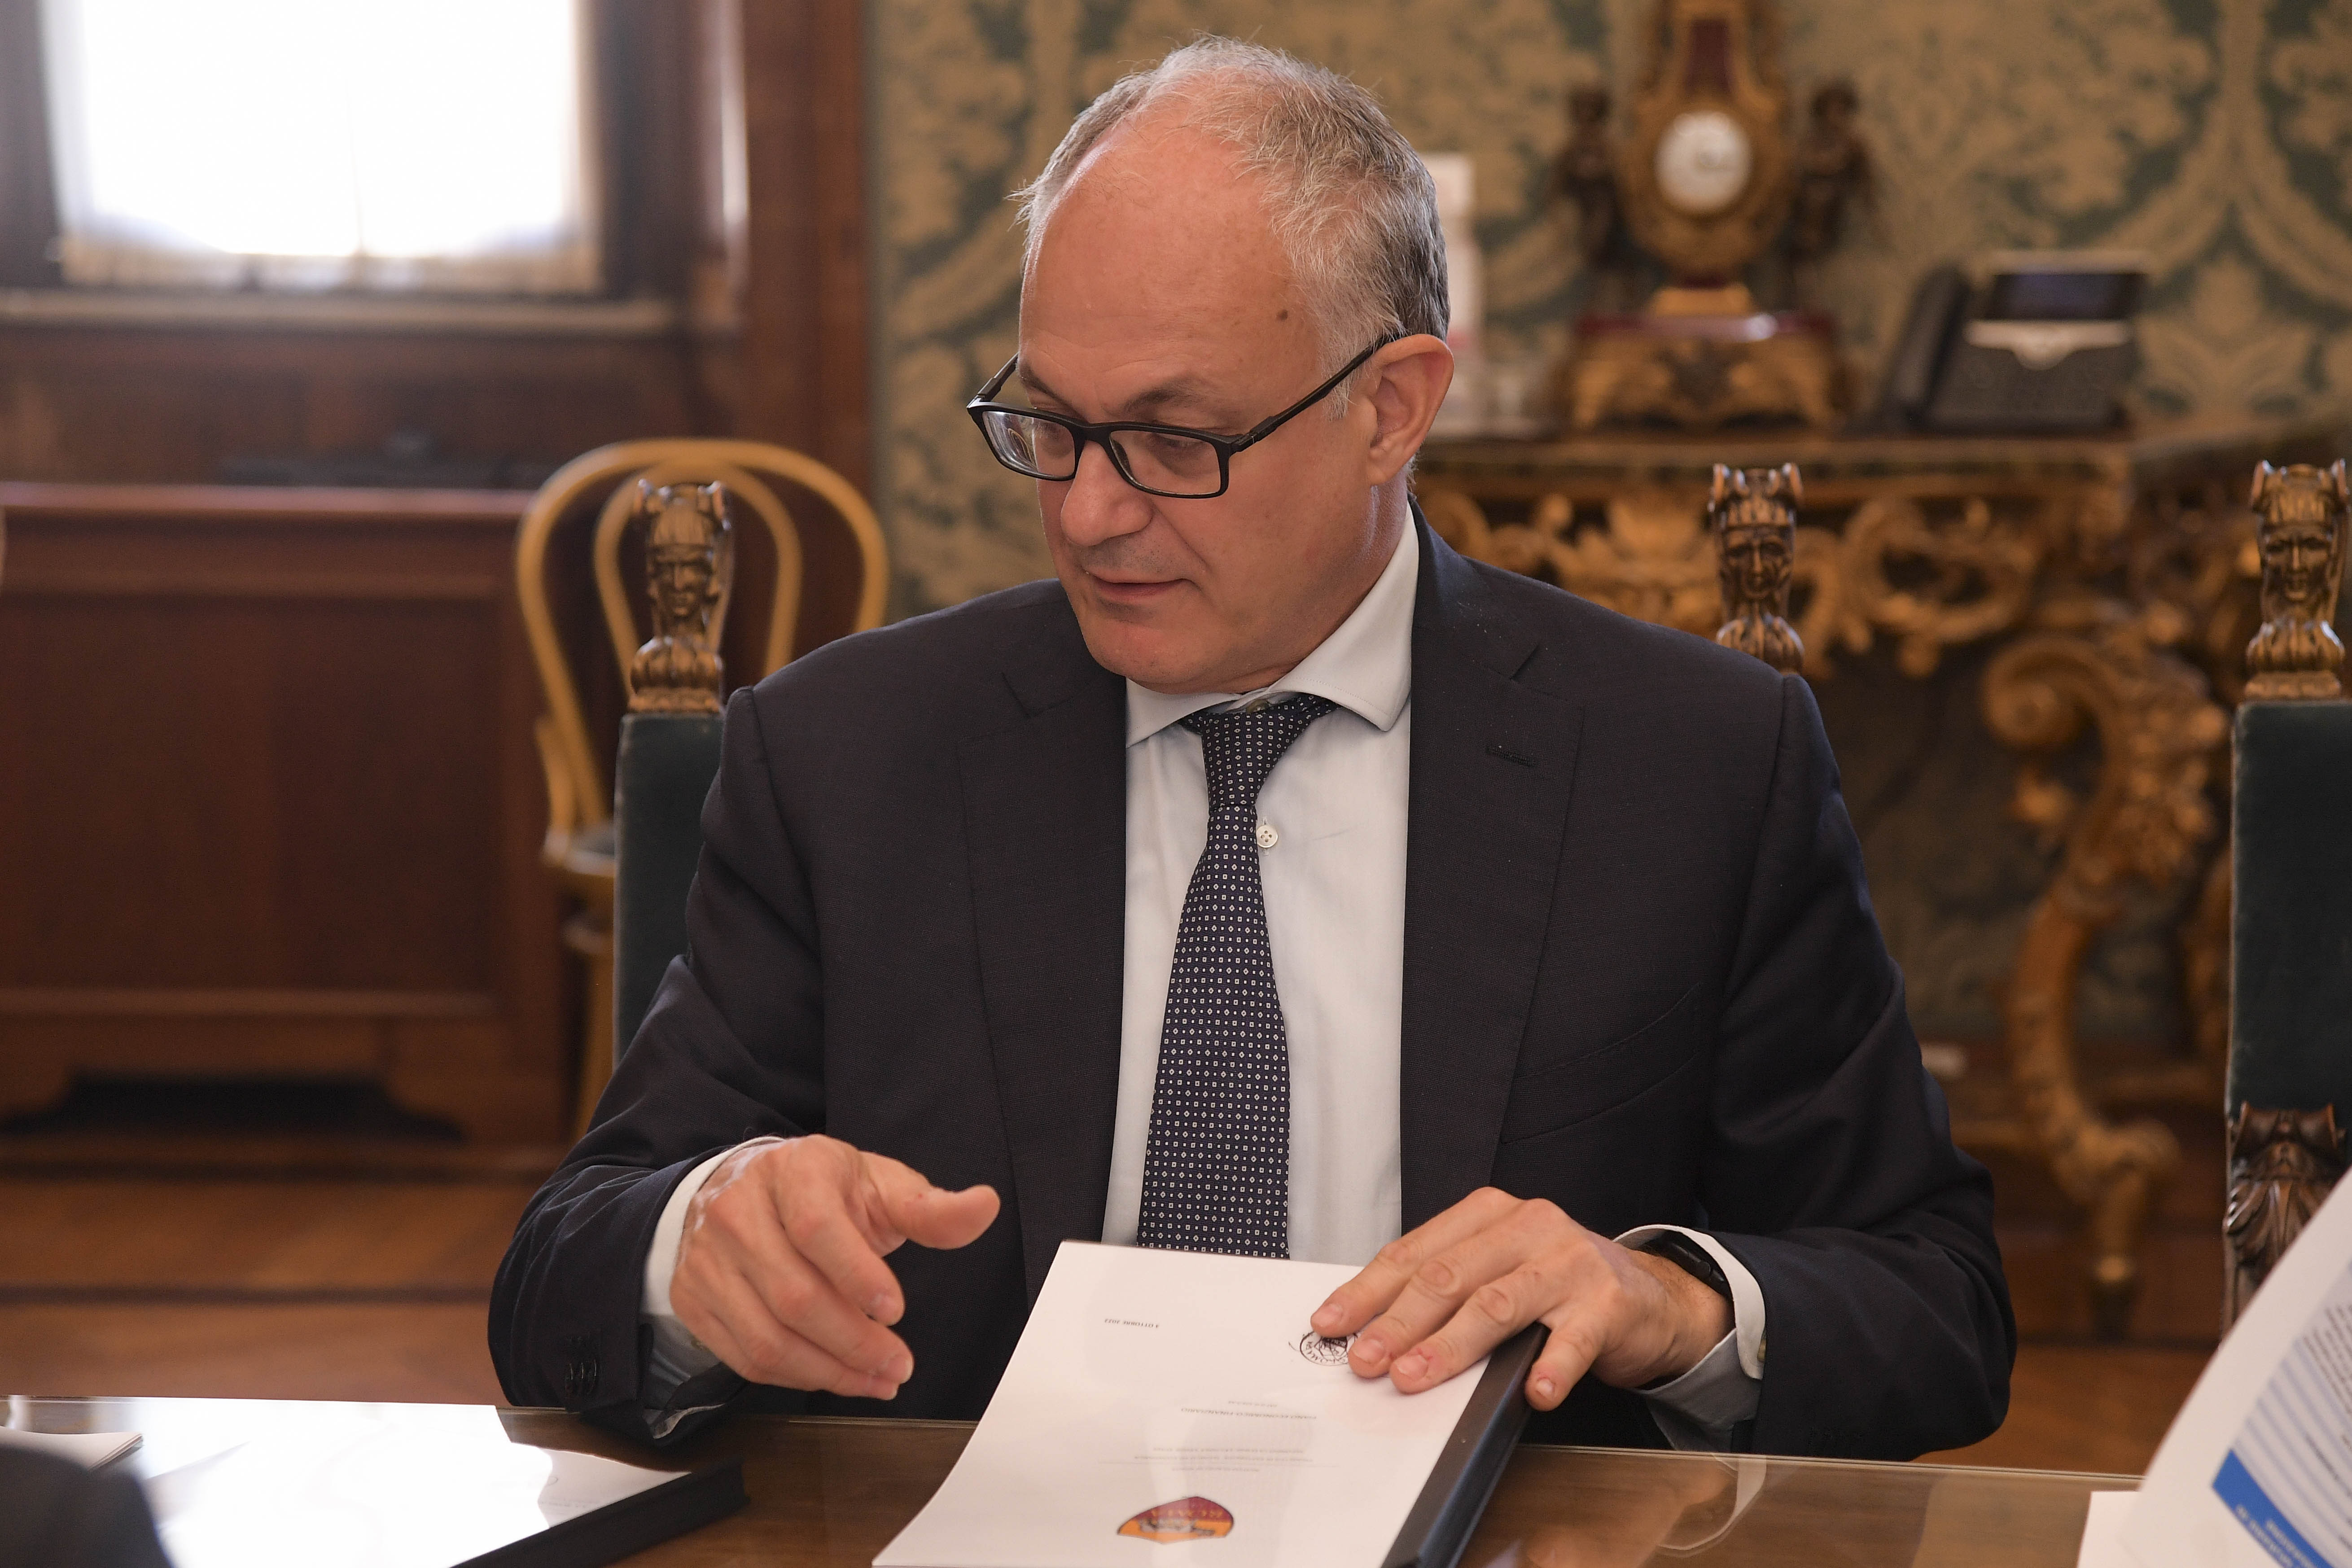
left=863, top=1156, right=1001, bottom=1252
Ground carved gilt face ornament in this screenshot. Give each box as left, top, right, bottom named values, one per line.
left=2243, top=460, right=2348, bottom=701
left=1708, top=462, right=1805, bottom=673
left=629, top=480, right=733, bottom=714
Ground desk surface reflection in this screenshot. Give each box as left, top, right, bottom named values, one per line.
left=10, top=1397, right=2131, bottom=1568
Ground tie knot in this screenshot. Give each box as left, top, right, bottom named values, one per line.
left=1181, top=694, right=1338, bottom=813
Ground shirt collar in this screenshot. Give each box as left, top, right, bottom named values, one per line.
left=1124, top=523, right=1418, bottom=746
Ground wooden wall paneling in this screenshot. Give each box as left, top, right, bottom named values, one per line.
left=734, top=0, right=872, bottom=492
left=0, top=484, right=568, bottom=1141
left=0, top=327, right=710, bottom=485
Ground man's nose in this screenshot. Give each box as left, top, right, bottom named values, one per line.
left=1055, top=439, right=1152, bottom=547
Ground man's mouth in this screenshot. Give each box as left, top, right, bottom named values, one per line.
left=1087, top=570, right=1181, bottom=604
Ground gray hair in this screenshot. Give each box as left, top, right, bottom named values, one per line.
left=1013, top=37, right=1448, bottom=403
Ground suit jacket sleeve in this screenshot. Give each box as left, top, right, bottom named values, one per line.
left=1703, top=673, right=2014, bottom=1458
left=490, top=685, right=822, bottom=1443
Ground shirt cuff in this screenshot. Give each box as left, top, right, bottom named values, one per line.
left=639, top=1140, right=780, bottom=1417
left=1613, top=1223, right=1765, bottom=1450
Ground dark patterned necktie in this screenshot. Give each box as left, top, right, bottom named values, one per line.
left=1137, top=693, right=1338, bottom=1257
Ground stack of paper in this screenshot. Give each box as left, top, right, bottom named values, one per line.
left=878, top=1242, right=1509, bottom=1568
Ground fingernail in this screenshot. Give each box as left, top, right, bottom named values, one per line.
left=1353, top=1334, right=1388, bottom=1366
left=866, top=1293, right=894, bottom=1320
left=1532, top=1376, right=1556, bottom=1403
left=867, top=1377, right=898, bottom=1400
left=1394, top=1352, right=1428, bottom=1380
left=1311, top=1303, right=1341, bottom=1331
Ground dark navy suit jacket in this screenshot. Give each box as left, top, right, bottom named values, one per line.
left=491, top=517, right=2014, bottom=1458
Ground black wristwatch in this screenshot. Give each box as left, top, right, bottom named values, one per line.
left=1638, top=1231, right=1733, bottom=1301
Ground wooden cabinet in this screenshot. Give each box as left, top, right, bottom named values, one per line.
left=0, top=483, right=569, bottom=1142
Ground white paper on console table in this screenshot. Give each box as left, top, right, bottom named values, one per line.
left=874, top=1241, right=1488, bottom=1568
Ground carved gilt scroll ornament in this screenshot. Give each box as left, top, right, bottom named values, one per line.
left=2225, top=1105, right=2348, bottom=1328
left=2243, top=460, right=2348, bottom=701
left=1983, top=621, right=2227, bottom=1332
left=628, top=480, right=733, bottom=714
left=1709, top=463, right=1805, bottom=674
left=1417, top=483, right=2040, bottom=682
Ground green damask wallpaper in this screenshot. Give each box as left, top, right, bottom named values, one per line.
left=871, top=0, right=2352, bottom=613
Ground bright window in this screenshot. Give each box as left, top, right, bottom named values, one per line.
left=40, top=0, right=598, bottom=293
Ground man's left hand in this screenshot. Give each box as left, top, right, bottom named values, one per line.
left=1310, top=1188, right=1732, bottom=1411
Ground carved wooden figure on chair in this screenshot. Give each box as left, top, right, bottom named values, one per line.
left=1710, top=462, right=1806, bottom=675
left=2225, top=1106, right=2348, bottom=1327
left=628, top=481, right=732, bottom=714
left=2243, top=460, right=2347, bottom=701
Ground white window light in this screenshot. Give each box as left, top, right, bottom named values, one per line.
left=39, top=0, right=599, bottom=294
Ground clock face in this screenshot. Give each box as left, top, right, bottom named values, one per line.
left=1653, top=109, right=1754, bottom=216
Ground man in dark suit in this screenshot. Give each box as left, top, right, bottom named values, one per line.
left=491, top=38, right=2011, bottom=1459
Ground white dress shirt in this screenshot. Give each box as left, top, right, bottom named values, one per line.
left=640, top=522, right=1763, bottom=1445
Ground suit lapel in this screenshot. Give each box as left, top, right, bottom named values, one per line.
left=959, top=609, right=1128, bottom=1299
left=1401, top=519, right=1584, bottom=1227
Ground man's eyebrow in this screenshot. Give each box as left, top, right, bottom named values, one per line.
left=1014, top=361, right=1228, bottom=422
left=1013, top=360, right=1070, bottom=409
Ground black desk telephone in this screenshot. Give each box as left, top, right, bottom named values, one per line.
left=1872, top=251, right=2149, bottom=433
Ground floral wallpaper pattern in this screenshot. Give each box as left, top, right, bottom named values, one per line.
left=871, top=0, right=2352, bottom=613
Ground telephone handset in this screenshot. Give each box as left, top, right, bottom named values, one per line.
left=1868, top=252, right=2148, bottom=434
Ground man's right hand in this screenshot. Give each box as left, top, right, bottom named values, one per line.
left=669, top=1135, right=1000, bottom=1400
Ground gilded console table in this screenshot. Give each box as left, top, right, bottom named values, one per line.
left=1417, top=414, right=2348, bottom=1335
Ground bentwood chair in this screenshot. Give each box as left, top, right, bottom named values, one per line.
left=516, top=441, right=888, bottom=1133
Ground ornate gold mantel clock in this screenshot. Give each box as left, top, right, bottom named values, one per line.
left=1559, top=0, right=1846, bottom=431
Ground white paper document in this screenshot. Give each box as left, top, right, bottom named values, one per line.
left=2121, top=1176, right=2352, bottom=1568
left=2080, top=1489, right=2138, bottom=1568
left=875, top=1241, right=1489, bottom=1568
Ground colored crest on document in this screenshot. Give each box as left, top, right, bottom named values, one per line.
left=1118, top=1497, right=1235, bottom=1542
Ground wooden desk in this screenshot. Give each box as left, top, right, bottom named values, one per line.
left=12, top=1396, right=2132, bottom=1567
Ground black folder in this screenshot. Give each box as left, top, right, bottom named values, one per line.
left=1380, top=1324, right=1547, bottom=1568
left=464, top=1455, right=745, bottom=1568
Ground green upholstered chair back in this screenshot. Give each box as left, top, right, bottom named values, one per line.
left=2230, top=702, right=2352, bottom=1121
left=612, top=712, right=727, bottom=1064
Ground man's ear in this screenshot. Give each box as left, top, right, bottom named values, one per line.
left=1362, top=335, right=1454, bottom=486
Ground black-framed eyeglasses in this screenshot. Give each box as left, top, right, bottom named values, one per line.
left=966, top=337, right=1394, bottom=499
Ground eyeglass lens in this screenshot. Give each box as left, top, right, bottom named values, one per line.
left=981, top=411, right=1076, bottom=477
left=980, top=411, right=1225, bottom=498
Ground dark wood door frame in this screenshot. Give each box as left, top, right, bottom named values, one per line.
left=733, top=0, right=872, bottom=495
